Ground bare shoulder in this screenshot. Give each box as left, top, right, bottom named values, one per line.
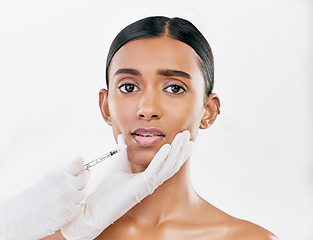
left=193, top=199, right=278, bottom=240
left=225, top=218, right=279, bottom=240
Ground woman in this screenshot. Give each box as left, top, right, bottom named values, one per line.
left=46, top=16, right=278, bottom=239
left=94, top=16, right=277, bottom=239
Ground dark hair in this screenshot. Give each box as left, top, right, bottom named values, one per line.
left=106, top=16, right=214, bottom=96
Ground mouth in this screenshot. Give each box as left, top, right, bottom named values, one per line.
left=131, top=128, right=165, bottom=146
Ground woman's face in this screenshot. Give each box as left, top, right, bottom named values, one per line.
left=101, top=36, right=217, bottom=172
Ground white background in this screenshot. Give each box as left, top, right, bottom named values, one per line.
left=0, top=0, right=312, bottom=239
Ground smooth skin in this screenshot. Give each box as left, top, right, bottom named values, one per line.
left=95, top=36, right=278, bottom=240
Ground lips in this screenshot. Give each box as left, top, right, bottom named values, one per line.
left=131, top=128, right=165, bottom=146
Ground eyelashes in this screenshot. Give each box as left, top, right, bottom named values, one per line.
left=118, top=83, right=186, bottom=95
left=164, top=84, right=186, bottom=94
left=119, top=83, right=140, bottom=93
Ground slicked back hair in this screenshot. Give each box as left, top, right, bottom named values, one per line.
left=106, top=16, right=214, bottom=96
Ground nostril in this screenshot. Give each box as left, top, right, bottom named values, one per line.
left=138, top=113, right=159, bottom=120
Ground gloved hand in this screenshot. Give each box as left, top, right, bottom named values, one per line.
left=0, top=158, right=90, bottom=240
left=61, top=130, right=193, bottom=240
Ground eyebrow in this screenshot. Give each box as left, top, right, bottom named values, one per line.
left=114, top=68, right=141, bottom=77
left=114, top=68, right=192, bottom=80
left=157, top=69, right=192, bottom=80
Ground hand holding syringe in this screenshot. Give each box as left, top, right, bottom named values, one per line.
left=62, top=131, right=192, bottom=239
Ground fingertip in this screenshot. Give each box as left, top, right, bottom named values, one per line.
left=117, top=134, right=123, bottom=143
left=117, top=134, right=126, bottom=146
left=154, top=143, right=171, bottom=160
left=180, top=131, right=191, bottom=154
left=82, top=168, right=91, bottom=181
left=144, top=144, right=171, bottom=174
left=185, top=130, right=191, bottom=139
left=159, top=143, right=171, bottom=152
left=171, top=132, right=182, bottom=145
left=181, top=130, right=190, bottom=140
left=74, top=169, right=90, bottom=190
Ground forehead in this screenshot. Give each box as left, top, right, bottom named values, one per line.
left=108, top=36, right=202, bottom=78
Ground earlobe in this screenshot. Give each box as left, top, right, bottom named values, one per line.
left=200, top=93, right=220, bottom=129
left=99, top=89, right=111, bottom=126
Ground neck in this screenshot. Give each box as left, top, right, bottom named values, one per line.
left=125, top=159, right=200, bottom=225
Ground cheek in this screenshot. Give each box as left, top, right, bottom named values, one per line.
left=165, top=96, right=204, bottom=142
left=108, top=97, right=135, bottom=138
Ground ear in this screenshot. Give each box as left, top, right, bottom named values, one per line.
left=199, top=93, right=220, bottom=129
left=99, top=89, right=112, bottom=126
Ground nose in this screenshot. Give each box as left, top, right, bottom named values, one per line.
left=137, top=91, right=162, bottom=121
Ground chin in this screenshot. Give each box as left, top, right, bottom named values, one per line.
left=127, top=147, right=157, bottom=172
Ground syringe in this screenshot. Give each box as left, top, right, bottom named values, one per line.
left=84, top=145, right=126, bottom=169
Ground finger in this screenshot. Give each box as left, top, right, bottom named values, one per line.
left=117, top=134, right=126, bottom=147
left=144, top=143, right=171, bottom=175
left=72, top=169, right=90, bottom=190
left=157, top=131, right=189, bottom=182
left=62, top=194, right=83, bottom=218
left=185, top=141, right=194, bottom=160
left=52, top=170, right=86, bottom=204
left=76, top=189, right=85, bottom=203
left=169, top=130, right=191, bottom=171
left=114, top=133, right=138, bottom=174
left=69, top=188, right=85, bottom=205
left=133, top=143, right=174, bottom=200
left=153, top=131, right=184, bottom=174
left=113, top=145, right=132, bottom=173
left=172, top=140, right=194, bottom=174
left=170, top=131, right=183, bottom=146
left=63, top=181, right=85, bottom=204
left=183, top=131, right=193, bottom=162
left=166, top=131, right=187, bottom=166
left=50, top=195, right=82, bottom=225
left=63, top=157, right=85, bottom=175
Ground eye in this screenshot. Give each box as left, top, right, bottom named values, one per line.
left=119, top=83, right=140, bottom=93
left=164, top=84, right=186, bottom=94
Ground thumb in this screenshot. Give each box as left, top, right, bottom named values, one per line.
left=113, top=134, right=132, bottom=173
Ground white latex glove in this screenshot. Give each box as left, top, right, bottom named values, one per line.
left=61, top=130, right=193, bottom=240
left=0, top=158, right=90, bottom=240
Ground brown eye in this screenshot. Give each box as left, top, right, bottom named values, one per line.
left=119, top=83, right=139, bottom=93
left=164, top=84, right=186, bottom=94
